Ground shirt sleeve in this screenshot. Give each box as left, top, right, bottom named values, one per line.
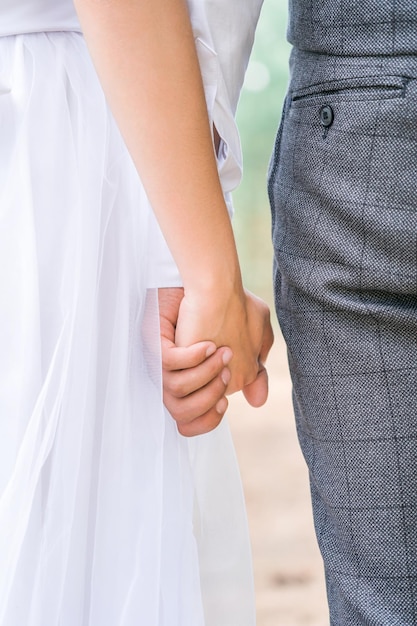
left=191, top=0, right=264, bottom=196
left=146, top=0, right=264, bottom=289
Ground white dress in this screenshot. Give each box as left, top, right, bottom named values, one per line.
left=0, top=1, right=263, bottom=625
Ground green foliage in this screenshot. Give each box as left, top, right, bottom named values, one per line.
left=232, top=0, right=290, bottom=303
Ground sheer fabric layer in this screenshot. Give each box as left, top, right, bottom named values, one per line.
left=0, top=32, right=254, bottom=626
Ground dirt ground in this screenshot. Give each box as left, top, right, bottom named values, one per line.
left=228, top=327, right=329, bottom=626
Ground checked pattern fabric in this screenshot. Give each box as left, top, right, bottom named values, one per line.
left=269, top=2, right=417, bottom=624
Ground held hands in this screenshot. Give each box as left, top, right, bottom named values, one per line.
left=76, top=0, right=273, bottom=435
left=159, top=287, right=233, bottom=436
left=159, top=286, right=274, bottom=437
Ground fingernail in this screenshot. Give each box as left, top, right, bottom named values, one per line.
left=221, top=368, right=231, bottom=386
left=222, top=348, right=233, bottom=366
left=206, top=344, right=216, bottom=357
left=216, top=397, right=227, bottom=415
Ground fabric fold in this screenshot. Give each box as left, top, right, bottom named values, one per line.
left=0, top=30, right=255, bottom=626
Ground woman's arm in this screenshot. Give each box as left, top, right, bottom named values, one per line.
left=74, top=0, right=238, bottom=289
left=74, top=0, right=273, bottom=434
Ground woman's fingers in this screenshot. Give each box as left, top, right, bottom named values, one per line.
left=158, top=285, right=275, bottom=435
left=221, top=290, right=274, bottom=396
left=242, top=364, right=269, bottom=407
left=259, top=312, right=274, bottom=365
left=240, top=304, right=274, bottom=406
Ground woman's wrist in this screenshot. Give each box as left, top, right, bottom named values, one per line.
left=182, top=253, right=244, bottom=303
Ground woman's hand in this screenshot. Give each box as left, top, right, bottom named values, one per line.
left=159, top=286, right=274, bottom=436
left=175, top=285, right=274, bottom=405
left=76, top=0, right=274, bottom=438
left=159, top=288, right=233, bottom=436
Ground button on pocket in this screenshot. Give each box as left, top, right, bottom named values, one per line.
left=320, top=105, right=334, bottom=128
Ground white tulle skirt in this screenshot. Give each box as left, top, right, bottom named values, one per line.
left=0, top=31, right=255, bottom=626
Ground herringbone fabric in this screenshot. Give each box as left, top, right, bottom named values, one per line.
left=288, top=1, right=417, bottom=56
left=269, top=3, right=417, bottom=624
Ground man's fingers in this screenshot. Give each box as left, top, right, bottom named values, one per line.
left=164, top=370, right=229, bottom=425
left=161, top=338, right=216, bottom=370
left=158, top=286, right=232, bottom=437
left=164, top=367, right=230, bottom=437
left=164, top=363, right=231, bottom=400
left=163, top=344, right=232, bottom=397
left=176, top=397, right=229, bottom=437
left=162, top=338, right=232, bottom=372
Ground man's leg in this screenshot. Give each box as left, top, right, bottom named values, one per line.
left=269, top=55, right=417, bottom=625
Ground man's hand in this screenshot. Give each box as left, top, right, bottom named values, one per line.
left=159, top=287, right=274, bottom=437
left=159, top=288, right=233, bottom=436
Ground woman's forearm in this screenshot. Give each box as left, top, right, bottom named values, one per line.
left=74, top=0, right=242, bottom=295
left=74, top=0, right=274, bottom=400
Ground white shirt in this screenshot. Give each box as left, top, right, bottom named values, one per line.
left=0, top=0, right=264, bottom=287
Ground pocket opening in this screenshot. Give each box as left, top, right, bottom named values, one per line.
left=291, top=75, right=410, bottom=106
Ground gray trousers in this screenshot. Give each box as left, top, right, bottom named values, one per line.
left=269, top=49, right=417, bottom=625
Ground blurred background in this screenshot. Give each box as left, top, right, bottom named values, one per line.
left=233, top=0, right=290, bottom=306
left=228, top=1, right=329, bottom=624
